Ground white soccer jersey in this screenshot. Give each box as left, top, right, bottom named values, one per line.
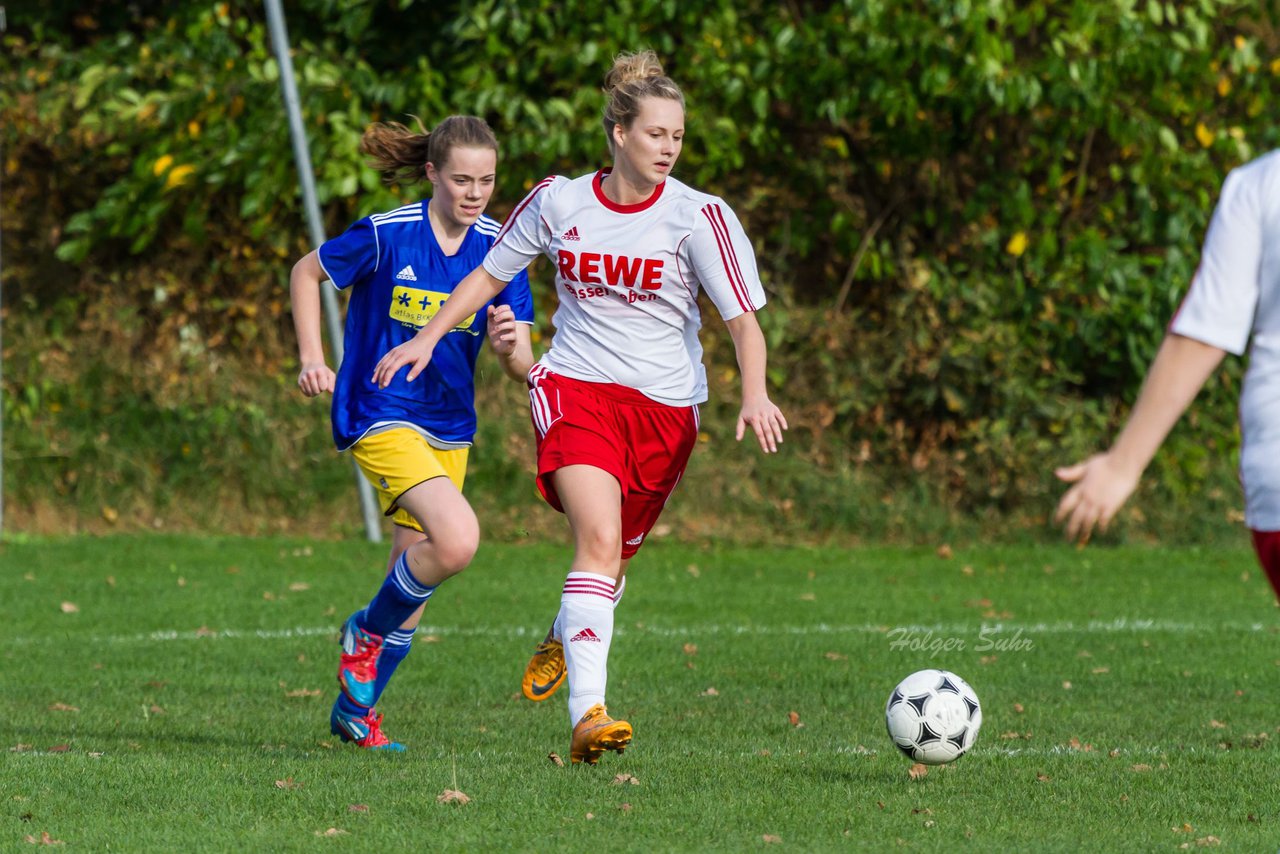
left=1169, top=148, right=1280, bottom=529
left=483, top=170, right=767, bottom=406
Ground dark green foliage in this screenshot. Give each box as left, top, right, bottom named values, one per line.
left=2, top=1, right=1277, bottom=530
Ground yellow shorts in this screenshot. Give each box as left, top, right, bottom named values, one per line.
left=349, top=427, right=468, bottom=533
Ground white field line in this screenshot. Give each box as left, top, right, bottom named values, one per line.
left=13, top=618, right=1272, bottom=647
left=834, top=744, right=1249, bottom=759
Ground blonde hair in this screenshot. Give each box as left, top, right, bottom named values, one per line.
left=360, top=115, right=498, bottom=186
left=601, top=50, right=685, bottom=154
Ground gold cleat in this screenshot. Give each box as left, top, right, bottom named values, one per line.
left=522, top=636, right=566, bottom=701
left=570, top=703, right=632, bottom=765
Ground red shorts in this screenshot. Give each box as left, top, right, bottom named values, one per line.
left=527, top=366, right=698, bottom=559
left=1250, top=529, right=1280, bottom=600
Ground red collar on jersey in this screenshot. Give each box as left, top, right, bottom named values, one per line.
left=592, top=168, right=666, bottom=214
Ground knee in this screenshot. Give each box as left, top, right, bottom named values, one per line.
left=575, top=521, right=622, bottom=563
left=432, top=522, right=479, bottom=579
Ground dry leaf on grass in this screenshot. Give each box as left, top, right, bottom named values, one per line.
left=47, top=745, right=70, bottom=753
left=1067, top=737, right=1094, bottom=752
left=1208, top=720, right=1227, bottom=729
left=908, top=763, right=928, bottom=780
left=1036, top=773, right=1051, bottom=782
left=274, top=778, right=302, bottom=789
left=762, top=835, right=782, bottom=844
left=824, top=651, right=847, bottom=661
left=314, top=828, right=347, bottom=837
left=611, top=773, right=639, bottom=786
left=548, top=752, right=565, bottom=767
left=619, top=802, right=633, bottom=813
left=285, top=688, right=322, bottom=698
left=701, top=687, right=719, bottom=697
left=288, top=582, right=311, bottom=592
left=936, top=544, right=953, bottom=559
left=59, top=602, right=79, bottom=614
left=437, top=789, right=470, bottom=805
left=348, top=804, right=369, bottom=813
left=1013, top=703, right=1025, bottom=713
left=1131, top=764, right=1152, bottom=772
left=24, top=832, right=65, bottom=846
left=48, top=703, right=79, bottom=713
left=1178, top=837, right=1221, bottom=848
left=787, top=711, right=802, bottom=727
left=682, top=643, right=698, bottom=656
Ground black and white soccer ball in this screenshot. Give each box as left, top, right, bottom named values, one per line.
left=885, top=669, right=982, bottom=765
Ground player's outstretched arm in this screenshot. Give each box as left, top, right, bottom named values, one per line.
left=289, top=249, right=336, bottom=397
left=486, top=304, right=534, bottom=382
left=372, top=265, right=509, bottom=388
left=724, top=311, right=788, bottom=454
left=1054, top=333, right=1226, bottom=543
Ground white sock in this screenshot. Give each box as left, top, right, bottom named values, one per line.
left=551, top=575, right=622, bottom=641
left=557, top=571, right=616, bottom=725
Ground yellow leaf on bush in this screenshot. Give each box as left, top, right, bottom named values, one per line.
left=188, top=120, right=201, bottom=138
left=1216, top=76, right=1231, bottom=97
left=152, top=154, right=173, bottom=176
left=1194, top=123, right=1215, bottom=148
left=1005, top=231, right=1028, bottom=257
left=165, top=165, right=195, bottom=190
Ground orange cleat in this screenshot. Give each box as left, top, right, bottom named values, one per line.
left=521, top=635, right=566, bottom=702
left=570, top=704, right=632, bottom=765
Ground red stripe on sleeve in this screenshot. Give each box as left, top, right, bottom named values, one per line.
left=701, top=204, right=755, bottom=311
left=494, top=177, right=555, bottom=247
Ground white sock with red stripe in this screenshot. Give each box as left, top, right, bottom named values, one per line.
left=555, top=571, right=616, bottom=725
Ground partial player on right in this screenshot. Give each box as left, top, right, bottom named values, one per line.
left=1054, top=148, right=1280, bottom=598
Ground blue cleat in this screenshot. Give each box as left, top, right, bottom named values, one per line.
left=337, top=612, right=383, bottom=708
left=330, top=698, right=406, bottom=751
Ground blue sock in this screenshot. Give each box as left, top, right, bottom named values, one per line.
left=335, top=691, right=369, bottom=719
left=371, top=628, right=416, bottom=706
left=361, top=552, right=436, bottom=637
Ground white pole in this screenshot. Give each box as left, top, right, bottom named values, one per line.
left=264, top=0, right=382, bottom=543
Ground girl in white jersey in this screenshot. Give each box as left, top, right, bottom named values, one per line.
left=371, top=50, right=788, bottom=765
left=1055, top=148, right=1280, bottom=601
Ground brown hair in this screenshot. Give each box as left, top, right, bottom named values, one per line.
left=602, top=50, right=685, bottom=153
left=360, top=115, right=498, bottom=186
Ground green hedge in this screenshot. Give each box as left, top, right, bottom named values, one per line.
left=2, top=0, right=1276, bottom=532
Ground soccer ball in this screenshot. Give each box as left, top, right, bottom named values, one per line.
left=885, top=669, right=982, bottom=765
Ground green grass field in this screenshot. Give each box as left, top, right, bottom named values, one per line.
left=3, top=535, right=1278, bottom=851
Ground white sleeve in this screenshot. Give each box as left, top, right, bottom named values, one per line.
left=682, top=199, right=767, bottom=321
left=483, top=176, right=558, bottom=283
left=1169, top=166, right=1262, bottom=355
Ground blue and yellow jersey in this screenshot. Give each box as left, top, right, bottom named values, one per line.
left=318, top=199, right=534, bottom=451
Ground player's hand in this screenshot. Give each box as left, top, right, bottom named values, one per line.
left=1053, top=453, right=1141, bottom=545
left=737, top=396, right=788, bottom=454
left=371, top=335, right=435, bottom=389
left=487, top=304, right=518, bottom=357
left=298, top=361, right=335, bottom=397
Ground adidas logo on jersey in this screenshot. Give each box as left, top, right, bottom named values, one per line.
left=561, top=226, right=581, bottom=241
left=395, top=265, right=418, bottom=281
left=625, top=534, right=644, bottom=546
left=569, top=627, right=601, bottom=643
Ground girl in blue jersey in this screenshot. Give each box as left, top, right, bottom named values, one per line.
left=290, top=115, right=535, bottom=750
